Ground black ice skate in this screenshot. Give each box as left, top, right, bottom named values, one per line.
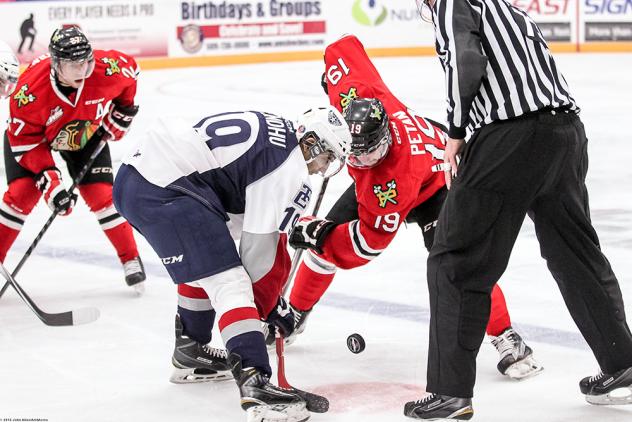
left=228, top=352, right=310, bottom=422
left=404, top=393, right=473, bottom=420
left=170, top=315, right=232, bottom=384
left=490, top=327, right=543, bottom=380
left=580, top=367, right=632, bottom=405
left=123, top=256, right=146, bottom=294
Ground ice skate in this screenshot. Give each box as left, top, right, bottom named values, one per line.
left=580, top=367, right=632, bottom=405
left=490, top=327, right=543, bottom=380
left=123, top=256, right=146, bottom=295
left=404, top=393, right=473, bottom=420
left=229, top=352, right=309, bottom=422
left=170, top=315, right=232, bottom=383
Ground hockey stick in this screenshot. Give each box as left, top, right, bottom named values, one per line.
left=275, top=329, right=329, bottom=413
left=272, top=176, right=332, bottom=412
left=0, top=261, right=100, bottom=326
left=0, top=128, right=109, bottom=301
left=281, top=176, right=330, bottom=296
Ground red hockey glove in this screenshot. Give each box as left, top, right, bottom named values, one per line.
left=101, top=103, right=139, bottom=141
left=264, top=297, right=296, bottom=338
left=288, top=216, right=336, bottom=254
left=35, top=168, right=77, bottom=216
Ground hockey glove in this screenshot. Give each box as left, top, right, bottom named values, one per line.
left=265, top=296, right=295, bottom=338
left=101, top=103, right=139, bottom=141
left=321, top=71, right=328, bottom=95
left=35, top=168, right=77, bottom=216
left=288, top=216, right=336, bottom=255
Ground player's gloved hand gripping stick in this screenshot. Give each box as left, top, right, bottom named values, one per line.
left=0, top=128, right=109, bottom=325
left=273, top=175, right=331, bottom=412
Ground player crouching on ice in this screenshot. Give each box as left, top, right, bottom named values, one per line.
left=285, top=35, right=542, bottom=381
left=113, top=107, right=351, bottom=422
left=0, top=27, right=146, bottom=292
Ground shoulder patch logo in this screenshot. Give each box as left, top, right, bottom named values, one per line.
left=339, top=87, right=358, bottom=111
left=101, top=57, right=121, bottom=76
left=13, top=84, right=36, bottom=108
left=373, top=179, right=398, bottom=208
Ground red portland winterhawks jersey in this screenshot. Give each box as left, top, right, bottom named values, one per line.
left=319, top=35, right=447, bottom=269
left=7, top=50, right=139, bottom=174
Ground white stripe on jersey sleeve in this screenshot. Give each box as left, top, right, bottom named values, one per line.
left=348, top=220, right=384, bottom=261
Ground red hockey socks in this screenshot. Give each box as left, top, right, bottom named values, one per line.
left=289, top=252, right=337, bottom=311
left=79, top=183, right=138, bottom=263
left=0, top=179, right=40, bottom=262
left=486, top=283, right=512, bottom=336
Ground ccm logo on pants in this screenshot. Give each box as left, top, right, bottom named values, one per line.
left=91, top=167, right=113, bottom=174
left=162, top=255, right=184, bottom=264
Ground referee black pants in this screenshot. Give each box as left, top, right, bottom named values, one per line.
left=426, top=110, right=632, bottom=398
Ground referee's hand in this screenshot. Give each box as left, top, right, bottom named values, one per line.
left=444, top=137, right=465, bottom=189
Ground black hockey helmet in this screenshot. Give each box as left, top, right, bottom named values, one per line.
left=49, top=26, right=93, bottom=64
left=343, top=98, right=392, bottom=168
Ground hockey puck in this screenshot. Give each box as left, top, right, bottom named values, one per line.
left=347, top=333, right=366, bottom=354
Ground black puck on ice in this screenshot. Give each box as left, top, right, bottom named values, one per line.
left=347, top=333, right=366, bottom=354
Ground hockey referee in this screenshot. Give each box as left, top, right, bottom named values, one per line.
left=405, top=0, right=632, bottom=419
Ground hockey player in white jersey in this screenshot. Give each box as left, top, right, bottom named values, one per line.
left=113, top=106, right=351, bottom=422
left=0, top=41, right=19, bottom=99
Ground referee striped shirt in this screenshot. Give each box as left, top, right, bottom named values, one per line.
left=430, top=0, right=579, bottom=139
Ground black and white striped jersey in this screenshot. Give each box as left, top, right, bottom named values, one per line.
left=430, top=0, right=579, bottom=138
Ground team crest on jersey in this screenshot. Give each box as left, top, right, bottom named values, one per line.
left=373, top=179, right=398, bottom=208
left=101, top=57, right=121, bottom=76
left=339, top=87, right=358, bottom=110
left=50, top=120, right=98, bottom=151
left=13, top=84, right=36, bottom=108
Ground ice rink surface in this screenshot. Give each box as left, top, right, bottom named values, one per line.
left=1, top=52, right=632, bottom=422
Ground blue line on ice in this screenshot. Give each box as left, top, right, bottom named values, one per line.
left=12, top=241, right=589, bottom=350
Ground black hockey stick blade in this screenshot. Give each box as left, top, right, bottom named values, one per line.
left=44, top=307, right=100, bottom=327
left=275, top=333, right=329, bottom=413
left=291, top=387, right=329, bottom=413
left=1, top=262, right=100, bottom=326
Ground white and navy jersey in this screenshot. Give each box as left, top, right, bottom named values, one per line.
left=124, top=111, right=313, bottom=317
left=124, top=111, right=312, bottom=235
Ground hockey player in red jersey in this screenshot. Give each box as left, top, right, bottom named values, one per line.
left=287, top=35, right=542, bottom=380
left=0, top=27, right=146, bottom=291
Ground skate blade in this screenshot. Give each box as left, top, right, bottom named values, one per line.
left=504, top=356, right=544, bottom=381
left=246, top=402, right=309, bottom=422
left=169, top=367, right=233, bottom=384
left=132, top=282, right=145, bottom=296
left=585, top=387, right=632, bottom=405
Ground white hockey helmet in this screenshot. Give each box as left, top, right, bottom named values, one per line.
left=296, top=105, right=352, bottom=177
left=0, top=42, right=19, bottom=99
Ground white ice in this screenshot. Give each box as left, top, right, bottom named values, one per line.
left=1, top=53, right=632, bottom=422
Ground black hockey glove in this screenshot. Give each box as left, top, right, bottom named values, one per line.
left=102, top=103, right=139, bottom=141
left=35, top=167, right=78, bottom=216
left=288, top=216, right=336, bottom=255
left=265, top=297, right=295, bottom=338
left=320, top=71, right=329, bottom=94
